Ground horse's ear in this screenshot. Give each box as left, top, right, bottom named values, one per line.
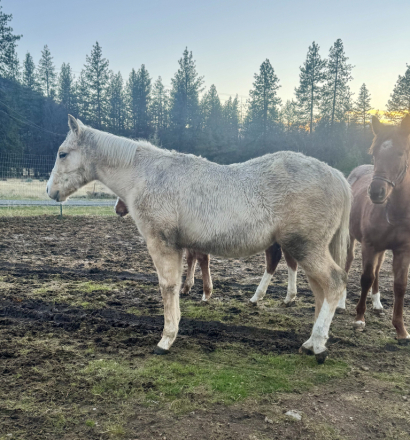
left=68, top=114, right=81, bottom=136
left=372, top=116, right=382, bottom=135
left=400, top=114, right=410, bottom=135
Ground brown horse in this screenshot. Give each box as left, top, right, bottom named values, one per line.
left=346, top=115, right=410, bottom=343
left=115, top=198, right=298, bottom=303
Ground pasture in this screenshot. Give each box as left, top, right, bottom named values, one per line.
left=0, top=179, right=114, bottom=201
left=1, top=214, right=410, bottom=439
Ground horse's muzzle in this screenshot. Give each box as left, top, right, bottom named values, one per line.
left=368, top=183, right=387, bottom=204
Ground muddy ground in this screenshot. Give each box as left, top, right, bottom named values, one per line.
left=0, top=215, right=409, bottom=440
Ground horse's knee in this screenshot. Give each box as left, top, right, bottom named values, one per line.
left=360, top=272, right=375, bottom=291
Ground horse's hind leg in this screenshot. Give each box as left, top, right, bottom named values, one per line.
left=354, top=245, right=380, bottom=329
left=336, top=235, right=356, bottom=312
left=250, top=243, right=282, bottom=303
left=181, top=250, right=197, bottom=295
left=147, top=240, right=183, bottom=353
left=197, top=253, right=213, bottom=301
left=371, top=251, right=385, bottom=313
left=298, top=252, right=347, bottom=363
left=283, top=250, right=298, bottom=305
left=392, top=249, right=410, bottom=343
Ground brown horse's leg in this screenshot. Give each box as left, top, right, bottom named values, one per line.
left=197, top=253, right=213, bottom=301
left=249, top=243, right=282, bottom=303
left=371, top=251, right=385, bottom=313
left=181, top=250, right=197, bottom=295
left=392, top=249, right=410, bottom=343
left=336, top=235, right=356, bottom=312
left=283, top=250, right=298, bottom=305
left=354, top=245, right=380, bottom=328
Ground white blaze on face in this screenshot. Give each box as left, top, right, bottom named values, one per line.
left=381, top=140, right=393, bottom=150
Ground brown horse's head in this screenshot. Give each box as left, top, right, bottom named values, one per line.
left=368, top=115, right=410, bottom=204
left=115, top=198, right=129, bottom=217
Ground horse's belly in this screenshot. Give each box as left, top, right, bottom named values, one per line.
left=179, top=224, right=276, bottom=258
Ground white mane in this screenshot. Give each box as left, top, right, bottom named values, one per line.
left=83, top=126, right=160, bottom=167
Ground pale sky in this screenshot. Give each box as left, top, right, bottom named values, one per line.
left=6, top=0, right=410, bottom=110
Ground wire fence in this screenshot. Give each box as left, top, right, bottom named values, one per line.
left=0, top=153, right=116, bottom=216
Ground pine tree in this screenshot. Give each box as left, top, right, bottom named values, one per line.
left=321, top=39, right=353, bottom=125
left=222, top=95, right=240, bottom=144
left=354, top=83, right=372, bottom=128
left=108, top=71, right=125, bottom=134
left=83, top=42, right=109, bottom=129
left=280, top=100, right=299, bottom=131
left=151, top=76, right=169, bottom=136
left=0, top=2, right=21, bottom=78
left=294, top=42, right=327, bottom=133
left=58, top=62, right=75, bottom=114
left=126, top=65, right=151, bottom=138
left=22, top=52, right=37, bottom=90
left=169, top=48, right=204, bottom=149
left=37, top=45, right=56, bottom=97
left=201, top=84, right=223, bottom=153
left=386, top=64, right=410, bottom=123
left=3, top=44, right=19, bottom=80
left=74, top=70, right=91, bottom=122
left=246, top=59, right=281, bottom=140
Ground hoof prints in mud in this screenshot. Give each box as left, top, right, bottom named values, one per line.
left=0, top=299, right=303, bottom=353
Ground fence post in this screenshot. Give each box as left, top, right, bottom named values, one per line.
left=59, top=203, right=63, bottom=218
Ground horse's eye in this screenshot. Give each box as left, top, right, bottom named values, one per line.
left=59, top=152, right=68, bottom=159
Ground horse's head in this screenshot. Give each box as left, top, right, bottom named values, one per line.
left=47, top=115, right=93, bottom=202
left=368, top=115, right=410, bottom=204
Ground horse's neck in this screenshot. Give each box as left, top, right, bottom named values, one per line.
left=95, top=164, right=136, bottom=201
left=387, top=174, right=410, bottom=220
left=89, top=132, right=145, bottom=200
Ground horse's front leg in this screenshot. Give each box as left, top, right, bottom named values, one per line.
left=181, top=250, right=197, bottom=295
left=392, top=249, right=410, bottom=344
left=147, top=240, right=183, bottom=354
left=354, top=245, right=380, bottom=329
left=197, top=253, right=213, bottom=301
left=250, top=243, right=282, bottom=303
left=283, top=250, right=298, bottom=305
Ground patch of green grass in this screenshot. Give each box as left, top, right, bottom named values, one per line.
left=74, top=281, right=113, bottom=294
left=0, top=205, right=115, bottom=217
left=81, top=346, right=347, bottom=412
left=85, top=419, right=96, bottom=427
left=126, top=307, right=143, bottom=316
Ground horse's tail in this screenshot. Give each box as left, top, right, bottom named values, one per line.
left=329, top=172, right=352, bottom=270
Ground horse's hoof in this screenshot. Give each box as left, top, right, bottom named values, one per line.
left=315, top=350, right=329, bottom=365
left=283, top=300, right=296, bottom=308
left=397, top=338, right=410, bottom=346
left=249, top=300, right=258, bottom=307
left=335, top=307, right=346, bottom=314
left=353, top=320, right=365, bottom=331
left=373, top=309, right=384, bottom=316
left=299, top=345, right=314, bottom=356
left=153, top=347, right=170, bottom=355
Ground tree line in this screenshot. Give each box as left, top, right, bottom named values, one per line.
left=0, top=2, right=409, bottom=173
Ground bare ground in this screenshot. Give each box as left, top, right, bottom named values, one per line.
left=0, top=216, right=410, bottom=439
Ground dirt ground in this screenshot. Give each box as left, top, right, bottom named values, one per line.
left=1, top=215, right=410, bottom=440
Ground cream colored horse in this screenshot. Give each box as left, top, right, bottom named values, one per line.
left=47, top=115, right=351, bottom=363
